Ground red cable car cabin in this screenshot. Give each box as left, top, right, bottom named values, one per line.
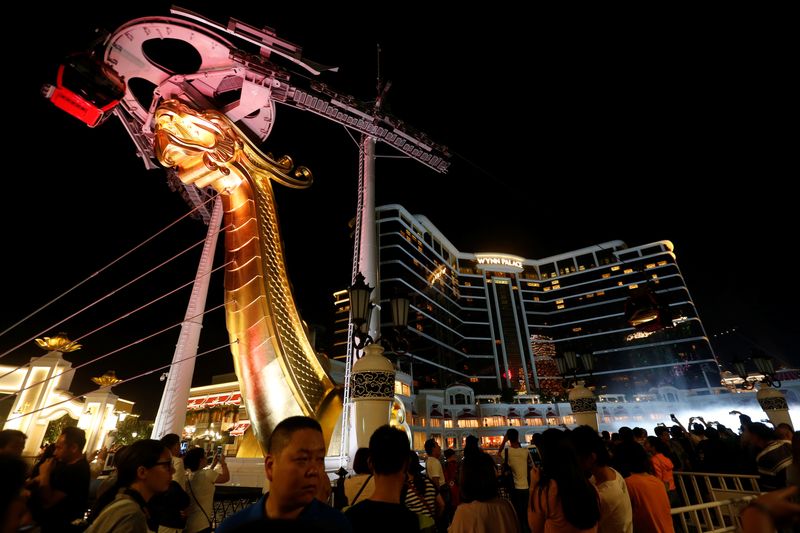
left=44, top=54, right=125, bottom=127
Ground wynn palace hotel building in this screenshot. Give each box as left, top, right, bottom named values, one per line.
left=333, top=204, right=721, bottom=401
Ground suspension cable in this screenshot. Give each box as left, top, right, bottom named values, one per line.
left=0, top=224, right=230, bottom=361
left=0, top=195, right=217, bottom=342
left=0, top=260, right=232, bottom=383
left=0, top=301, right=230, bottom=404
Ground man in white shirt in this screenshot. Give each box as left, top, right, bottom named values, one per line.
left=424, top=438, right=444, bottom=489
left=498, top=428, right=532, bottom=533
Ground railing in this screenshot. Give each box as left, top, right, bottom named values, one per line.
left=671, top=495, right=757, bottom=533
left=674, top=471, right=761, bottom=506
left=212, top=485, right=263, bottom=526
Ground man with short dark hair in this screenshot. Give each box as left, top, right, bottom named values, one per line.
left=423, top=438, right=443, bottom=489
left=31, top=426, right=90, bottom=532
left=345, top=425, right=419, bottom=533
left=216, top=416, right=351, bottom=532
left=0, top=429, right=27, bottom=457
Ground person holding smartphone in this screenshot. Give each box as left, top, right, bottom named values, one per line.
left=184, top=447, right=230, bottom=533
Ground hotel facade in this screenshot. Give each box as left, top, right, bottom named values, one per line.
left=334, top=204, right=722, bottom=401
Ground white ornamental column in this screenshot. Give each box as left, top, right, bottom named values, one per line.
left=568, top=381, right=599, bottom=431
left=351, top=344, right=395, bottom=447
left=756, top=384, right=793, bottom=428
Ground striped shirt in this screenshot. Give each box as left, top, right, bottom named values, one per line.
left=403, top=476, right=438, bottom=518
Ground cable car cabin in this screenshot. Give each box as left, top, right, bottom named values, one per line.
left=624, top=284, right=672, bottom=332
left=43, top=54, right=125, bottom=127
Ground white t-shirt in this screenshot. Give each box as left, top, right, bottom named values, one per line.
left=185, top=467, right=220, bottom=533
left=592, top=467, right=633, bottom=533
left=502, top=445, right=531, bottom=490
left=425, top=457, right=444, bottom=487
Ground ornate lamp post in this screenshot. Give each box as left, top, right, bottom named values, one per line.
left=347, top=273, right=411, bottom=447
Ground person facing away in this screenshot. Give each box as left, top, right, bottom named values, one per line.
left=498, top=428, right=533, bottom=533
left=86, top=439, right=174, bottom=533
left=402, top=450, right=443, bottom=520
left=528, top=428, right=600, bottom=533
left=571, top=426, right=632, bottom=533
left=183, top=446, right=230, bottom=533
left=30, top=426, right=91, bottom=533
left=618, top=441, right=674, bottom=533
left=449, top=452, right=519, bottom=533
left=345, top=425, right=420, bottom=533
left=215, top=416, right=351, bottom=533
left=344, top=447, right=375, bottom=507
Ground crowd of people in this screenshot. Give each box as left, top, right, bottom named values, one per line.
left=1, top=412, right=799, bottom=533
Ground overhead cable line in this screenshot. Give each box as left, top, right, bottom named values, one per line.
left=0, top=194, right=217, bottom=342
left=0, top=301, right=230, bottom=404
left=0, top=224, right=230, bottom=362
left=0, top=260, right=232, bottom=383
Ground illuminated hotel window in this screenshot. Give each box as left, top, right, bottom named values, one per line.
left=458, top=419, right=479, bottom=428
left=556, top=304, right=565, bottom=309
left=657, top=260, right=668, bottom=266
left=572, top=327, right=582, bottom=332
left=645, top=263, right=656, bottom=269
left=430, top=418, right=442, bottom=428
left=483, top=416, right=506, bottom=426
left=533, top=296, right=540, bottom=301
left=562, top=415, right=575, bottom=425
left=629, top=284, right=639, bottom=289
left=596, top=291, right=605, bottom=296
left=526, top=418, right=544, bottom=426
left=585, top=293, right=594, bottom=299
left=546, top=417, right=560, bottom=426
left=611, top=266, right=620, bottom=271
left=469, top=377, right=479, bottom=383
left=618, top=282, right=623, bottom=286
left=555, top=299, right=564, bottom=305
left=543, top=286, right=551, bottom=292
left=416, top=324, right=424, bottom=332
left=651, top=274, right=658, bottom=279
left=602, top=273, right=611, bottom=279
left=623, top=268, right=634, bottom=274
left=444, top=419, right=454, bottom=428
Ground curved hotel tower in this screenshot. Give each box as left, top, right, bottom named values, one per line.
left=335, top=204, right=721, bottom=401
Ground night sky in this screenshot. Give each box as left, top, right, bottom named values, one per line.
left=1, top=3, right=794, bottom=419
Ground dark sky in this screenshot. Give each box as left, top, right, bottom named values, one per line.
left=1, top=3, right=795, bottom=419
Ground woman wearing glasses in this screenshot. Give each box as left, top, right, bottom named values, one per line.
left=87, top=439, right=173, bottom=533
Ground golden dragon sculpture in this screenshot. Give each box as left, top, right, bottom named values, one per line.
left=153, top=99, right=342, bottom=451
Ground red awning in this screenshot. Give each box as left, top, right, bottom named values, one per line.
left=229, top=421, right=251, bottom=436
left=186, top=392, right=243, bottom=410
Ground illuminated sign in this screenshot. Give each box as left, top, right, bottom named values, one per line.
left=474, top=254, right=525, bottom=272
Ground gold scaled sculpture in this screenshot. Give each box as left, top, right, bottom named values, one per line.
left=153, top=99, right=343, bottom=451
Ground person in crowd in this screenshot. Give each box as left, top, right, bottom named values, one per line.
left=696, top=426, right=736, bottom=474
left=449, top=451, right=519, bottom=533
left=442, top=448, right=460, bottom=511
left=424, top=438, right=444, bottom=490
left=787, top=431, right=800, bottom=490
left=148, top=433, right=191, bottom=533
left=183, top=446, right=230, bottom=533
left=216, top=416, right=351, bottom=532
left=30, top=426, right=91, bottom=532
left=654, top=426, right=684, bottom=471
left=0, top=429, right=27, bottom=457
left=1, top=454, right=31, bottom=533
left=571, top=426, right=632, bottom=533
left=528, top=428, right=600, bottom=533
left=345, top=425, right=419, bottom=533
left=318, top=470, right=333, bottom=505
left=619, top=441, right=674, bottom=533
left=498, top=428, right=532, bottom=533
left=344, top=447, right=375, bottom=507
left=463, top=435, right=481, bottom=460
left=86, top=439, right=173, bottom=533
left=775, top=423, right=794, bottom=442
left=632, top=427, right=648, bottom=446
left=645, top=436, right=679, bottom=508
left=402, top=450, right=442, bottom=521
left=744, top=422, right=793, bottom=491
left=739, top=485, right=800, bottom=532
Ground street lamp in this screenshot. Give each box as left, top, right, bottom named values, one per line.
left=554, top=351, right=596, bottom=387
left=728, top=354, right=781, bottom=390
left=347, top=272, right=411, bottom=355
